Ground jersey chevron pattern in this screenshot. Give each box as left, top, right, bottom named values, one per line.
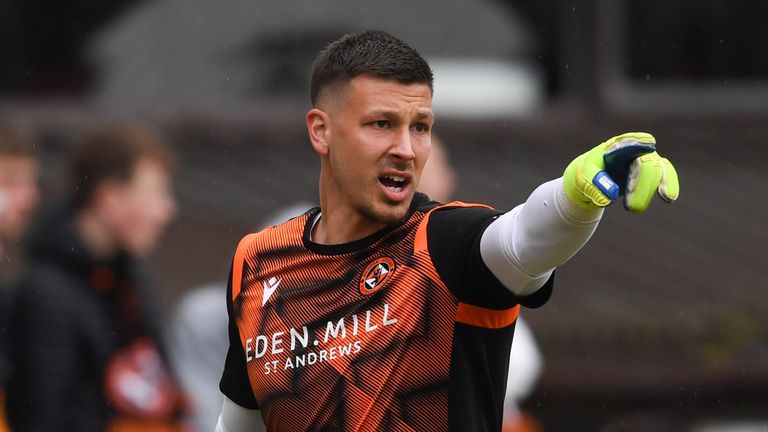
left=220, top=194, right=553, bottom=432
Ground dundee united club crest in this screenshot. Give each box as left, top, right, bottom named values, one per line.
left=359, top=257, right=395, bottom=295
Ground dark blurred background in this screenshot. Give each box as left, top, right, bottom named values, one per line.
left=1, top=0, right=767, bottom=430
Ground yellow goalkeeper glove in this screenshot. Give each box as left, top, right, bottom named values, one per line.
left=563, top=132, right=679, bottom=212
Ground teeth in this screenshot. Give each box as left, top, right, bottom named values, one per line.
left=380, top=175, right=406, bottom=193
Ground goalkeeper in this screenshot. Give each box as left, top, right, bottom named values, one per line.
left=217, top=31, right=679, bottom=432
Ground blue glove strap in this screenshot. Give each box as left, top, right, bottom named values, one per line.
left=592, top=171, right=620, bottom=201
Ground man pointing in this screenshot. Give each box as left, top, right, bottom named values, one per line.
left=217, top=30, right=679, bottom=432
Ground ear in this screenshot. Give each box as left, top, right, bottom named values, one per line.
left=306, top=108, right=330, bottom=156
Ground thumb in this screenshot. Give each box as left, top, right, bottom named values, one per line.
left=658, top=157, right=680, bottom=203
left=623, top=152, right=680, bottom=212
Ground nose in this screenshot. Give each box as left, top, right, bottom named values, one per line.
left=152, top=188, right=177, bottom=227
left=390, top=127, right=416, bottom=161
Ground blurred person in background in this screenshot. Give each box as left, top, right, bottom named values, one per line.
left=6, top=124, right=188, bottom=432
left=0, top=124, right=40, bottom=432
left=216, top=30, right=679, bottom=432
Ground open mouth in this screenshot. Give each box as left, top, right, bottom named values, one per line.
left=379, top=175, right=408, bottom=193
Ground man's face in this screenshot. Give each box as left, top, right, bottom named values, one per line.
left=319, top=75, right=433, bottom=226
left=105, top=159, right=177, bottom=257
left=0, top=155, right=39, bottom=241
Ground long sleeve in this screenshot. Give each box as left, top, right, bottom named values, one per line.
left=480, top=177, right=603, bottom=296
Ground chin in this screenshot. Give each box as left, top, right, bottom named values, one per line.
left=125, top=240, right=158, bottom=258
left=362, top=201, right=411, bottom=226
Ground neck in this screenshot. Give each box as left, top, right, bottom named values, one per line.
left=312, top=176, right=386, bottom=245
left=75, top=208, right=119, bottom=259
left=311, top=206, right=387, bottom=246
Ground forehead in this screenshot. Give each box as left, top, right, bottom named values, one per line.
left=131, top=158, right=170, bottom=182
left=0, top=154, right=36, bottom=175
left=337, top=75, right=433, bottom=113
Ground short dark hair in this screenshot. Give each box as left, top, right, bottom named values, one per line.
left=72, top=123, right=175, bottom=208
left=310, top=30, right=433, bottom=106
left=0, top=123, right=35, bottom=158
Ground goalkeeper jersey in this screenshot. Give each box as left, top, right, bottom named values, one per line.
left=219, top=193, right=552, bottom=432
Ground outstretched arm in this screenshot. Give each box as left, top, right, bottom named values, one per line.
left=481, top=132, right=679, bottom=296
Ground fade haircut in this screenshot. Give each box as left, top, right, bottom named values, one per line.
left=72, top=123, right=175, bottom=209
left=310, top=30, right=433, bottom=106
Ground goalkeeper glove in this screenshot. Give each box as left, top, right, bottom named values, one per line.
left=563, top=132, right=679, bottom=212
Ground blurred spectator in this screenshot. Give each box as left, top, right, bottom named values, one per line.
left=167, top=203, right=313, bottom=432
left=6, top=124, right=187, bottom=432
left=0, top=124, right=40, bottom=432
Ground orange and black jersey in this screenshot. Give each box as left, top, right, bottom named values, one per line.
left=220, top=193, right=553, bottom=432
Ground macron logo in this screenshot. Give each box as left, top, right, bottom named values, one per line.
left=262, top=277, right=281, bottom=306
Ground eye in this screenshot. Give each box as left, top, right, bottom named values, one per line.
left=371, top=120, right=389, bottom=129
left=412, top=123, right=430, bottom=133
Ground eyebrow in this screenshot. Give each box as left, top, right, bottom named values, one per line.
left=415, top=111, right=434, bottom=121
left=368, top=110, right=435, bottom=120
